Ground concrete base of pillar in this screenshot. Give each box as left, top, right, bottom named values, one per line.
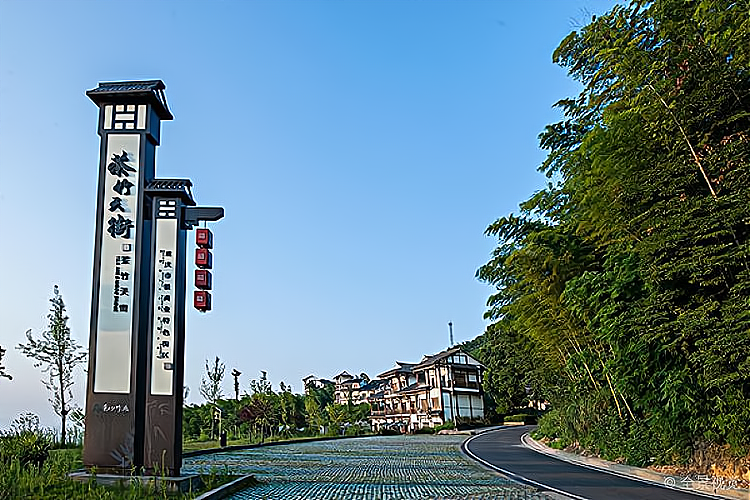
left=69, top=471, right=203, bottom=493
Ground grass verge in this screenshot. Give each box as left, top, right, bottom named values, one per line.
left=0, top=447, right=236, bottom=500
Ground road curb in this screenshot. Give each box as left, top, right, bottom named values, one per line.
left=193, top=475, right=257, bottom=500
left=522, top=433, right=749, bottom=500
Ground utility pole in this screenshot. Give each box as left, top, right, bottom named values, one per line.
left=448, top=321, right=454, bottom=347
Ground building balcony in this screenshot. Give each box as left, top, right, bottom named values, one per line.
left=374, top=410, right=411, bottom=418
left=451, top=381, right=480, bottom=390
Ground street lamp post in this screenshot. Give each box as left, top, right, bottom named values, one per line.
left=232, top=368, right=241, bottom=401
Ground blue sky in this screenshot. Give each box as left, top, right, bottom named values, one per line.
left=0, top=0, right=617, bottom=429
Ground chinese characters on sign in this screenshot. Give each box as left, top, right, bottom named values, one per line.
left=151, top=213, right=178, bottom=396
left=108, top=150, right=136, bottom=177
left=155, top=248, right=174, bottom=360
left=94, top=135, right=140, bottom=394
left=113, top=254, right=131, bottom=313
left=107, top=150, right=136, bottom=314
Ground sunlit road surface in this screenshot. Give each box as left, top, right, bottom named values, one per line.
left=464, top=427, right=713, bottom=500
left=184, top=434, right=549, bottom=499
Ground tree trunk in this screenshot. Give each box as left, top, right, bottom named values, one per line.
left=59, top=361, right=66, bottom=447
left=61, top=410, right=67, bottom=448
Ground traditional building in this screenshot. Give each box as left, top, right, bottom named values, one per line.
left=368, top=347, right=484, bottom=432
left=332, top=371, right=371, bottom=405
left=303, top=371, right=376, bottom=406
left=302, top=374, right=334, bottom=391
left=359, top=378, right=389, bottom=402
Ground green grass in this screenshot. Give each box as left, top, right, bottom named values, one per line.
left=0, top=447, right=235, bottom=500
left=183, top=439, right=232, bottom=452
left=503, top=414, right=538, bottom=424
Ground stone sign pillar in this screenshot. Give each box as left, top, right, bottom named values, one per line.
left=83, top=81, right=223, bottom=476
left=83, top=81, right=172, bottom=473
left=141, top=180, right=193, bottom=475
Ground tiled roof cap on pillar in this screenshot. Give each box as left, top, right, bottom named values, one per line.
left=87, top=80, right=173, bottom=120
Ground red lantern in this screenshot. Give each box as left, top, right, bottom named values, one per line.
left=194, top=290, right=212, bottom=312
left=195, top=269, right=212, bottom=290
left=194, top=227, right=215, bottom=311
left=195, top=248, right=212, bottom=269
left=196, top=228, right=213, bottom=248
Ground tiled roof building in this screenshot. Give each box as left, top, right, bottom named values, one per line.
left=368, top=347, right=484, bottom=432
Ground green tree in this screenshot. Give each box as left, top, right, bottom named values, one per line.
left=277, top=383, right=305, bottom=436
left=182, top=403, right=211, bottom=440
left=303, top=382, right=335, bottom=434
left=199, top=356, right=225, bottom=404
left=306, top=383, right=334, bottom=409
left=215, top=398, right=241, bottom=439
left=325, top=404, right=348, bottom=434
left=248, top=371, right=273, bottom=395
left=304, top=392, right=324, bottom=433
left=239, top=393, right=278, bottom=442
left=0, top=345, right=11, bottom=380
left=17, top=286, right=86, bottom=447
left=479, top=0, right=750, bottom=464
left=476, top=323, right=539, bottom=415
left=347, top=402, right=371, bottom=424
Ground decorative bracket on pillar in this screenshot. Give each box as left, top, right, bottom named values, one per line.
left=143, top=179, right=224, bottom=228
left=183, top=206, right=225, bottom=228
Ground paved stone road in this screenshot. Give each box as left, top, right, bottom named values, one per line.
left=183, top=435, right=550, bottom=499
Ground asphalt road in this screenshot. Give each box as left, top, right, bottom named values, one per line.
left=463, top=426, right=712, bottom=500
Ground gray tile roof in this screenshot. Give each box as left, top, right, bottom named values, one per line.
left=88, top=80, right=165, bottom=93
left=87, top=80, right=173, bottom=120
left=145, top=178, right=195, bottom=205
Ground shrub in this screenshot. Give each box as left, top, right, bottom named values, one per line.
left=504, top=413, right=538, bottom=425
left=433, top=421, right=455, bottom=432
left=549, top=439, right=566, bottom=450
left=0, top=430, right=52, bottom=468
left=533, top=409, right=565, bottom=442
left=414, top=427, right=435, bottom=434
left=324, top=426, right=340, bottom=437
left=345, top=425, right=365, bottom=437
left=378, top=428, right=400, bottom=436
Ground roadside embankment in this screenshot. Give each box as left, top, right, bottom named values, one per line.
left=523, top=432, right=749, bottom=500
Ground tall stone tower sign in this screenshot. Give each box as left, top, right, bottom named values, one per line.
left=83, top=81, right=223, bottom=476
